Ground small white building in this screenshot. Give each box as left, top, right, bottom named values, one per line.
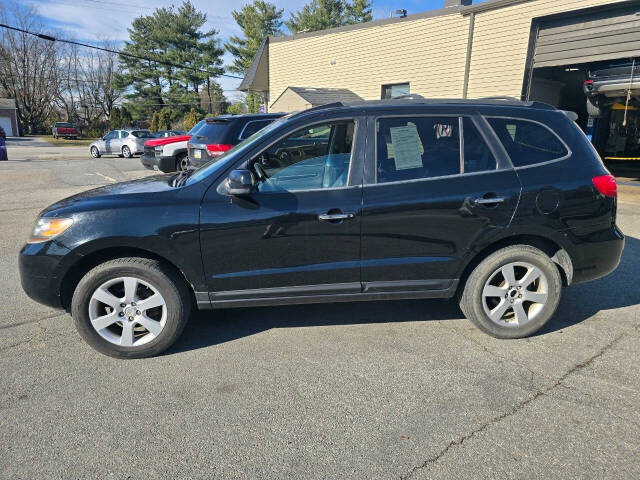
left=0, top=99, right=19, bottom=137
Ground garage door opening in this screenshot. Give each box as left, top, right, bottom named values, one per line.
left=525, top=2, right=640, bottom=175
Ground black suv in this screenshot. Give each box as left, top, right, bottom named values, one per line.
left=19, top=98, right=624, bottom=358
left=188, top=113, right=283, bottom=168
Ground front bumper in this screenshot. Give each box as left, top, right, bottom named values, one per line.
left=19, top=242, right=71, bottom=309
left=141, top=154, right=177, bottom=173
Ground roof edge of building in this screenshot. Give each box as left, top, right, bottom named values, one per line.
left=270, top=5, right=465, bottom=44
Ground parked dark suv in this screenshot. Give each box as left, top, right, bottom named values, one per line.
left=187, top=113, right=283, bottom=167
left=19, top=98, right=624, bottom=358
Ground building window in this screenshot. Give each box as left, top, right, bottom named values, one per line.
left=381, top=83, right=410, bottom=99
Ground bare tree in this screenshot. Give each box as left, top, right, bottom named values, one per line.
left=0, top=3, right=60, bottom=134
left=55, top=39, right=123, bottom=132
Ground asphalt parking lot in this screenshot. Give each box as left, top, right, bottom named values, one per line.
left=1, top=144, right=639, bottom=479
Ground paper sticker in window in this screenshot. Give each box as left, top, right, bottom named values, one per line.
left=389, top=125, right=423, bottom=170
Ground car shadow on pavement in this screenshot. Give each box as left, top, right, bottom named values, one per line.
left=167, top=235, right=639, bottom=355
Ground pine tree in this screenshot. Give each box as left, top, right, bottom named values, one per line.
left=225, top=1, right=284, bottom=74
left=286, top=0, right=372, bottom=33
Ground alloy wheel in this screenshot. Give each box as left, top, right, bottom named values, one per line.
left=88, top=276, right=167, bottom=347
left=481, top=261, right=549, bottom=327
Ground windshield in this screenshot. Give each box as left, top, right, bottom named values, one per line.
left=131, top=130, right=154, bottom=138
left=186, top=117, right=287, bottom=185
left=56, top=122, right=72, bottom=127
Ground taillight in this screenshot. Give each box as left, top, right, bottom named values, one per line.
left=592, top=175, right=617, bottom=198
left=206, top=144, right=233, bottom=156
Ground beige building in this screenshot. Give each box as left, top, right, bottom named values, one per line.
left=240, top=0, right=640, bottom=113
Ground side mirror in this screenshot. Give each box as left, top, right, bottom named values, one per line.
left=226, top=169, right=255, bottom=196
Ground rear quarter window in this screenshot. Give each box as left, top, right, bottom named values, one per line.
left=487, top=118, right=569, bottom=167
left=194, top=121, right=232, bottom=143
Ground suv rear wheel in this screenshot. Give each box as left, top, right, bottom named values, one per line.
left=71, top=257, right=191, bottom=358
left=460, top=245, right=562, bottom=338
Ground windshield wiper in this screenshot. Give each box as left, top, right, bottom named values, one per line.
left=171, top=167, right=197, bottom=187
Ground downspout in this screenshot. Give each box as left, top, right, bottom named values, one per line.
left=462, top=12, right=475, bottom=99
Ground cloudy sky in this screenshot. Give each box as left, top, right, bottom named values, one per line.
left=21, top=0, right=488, bottom=98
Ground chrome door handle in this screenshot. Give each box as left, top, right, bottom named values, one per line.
left=474, top=197, right=505, bottom=205
left=318, top=212, right=355, bottom=221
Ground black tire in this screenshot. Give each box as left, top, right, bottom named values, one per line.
left=586, top=96, right=603, bottom=118
left=174, top=153, right=189, bottom=172
left=90, top=146, right=100, bottom=158
left=459, top=245, right=562, bottom=339
left=71, top=257, right=191, bottom=358
left=122, top=145, right=132, bottom=158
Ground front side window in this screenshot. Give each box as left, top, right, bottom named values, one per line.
left=382, top=83, right=410, bottom=99
left=487, top=118, right=569, bottom=167
left=254, top=121, right=355, bottom=193
left=104, top=131, right=117, bottom=140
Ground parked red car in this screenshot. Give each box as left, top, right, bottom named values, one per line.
left=52, top=122, right=78, bottom=139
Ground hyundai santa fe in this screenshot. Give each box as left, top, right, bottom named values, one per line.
left=20, top=98, right=624, bottom=358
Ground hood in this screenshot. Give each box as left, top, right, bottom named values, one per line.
left=41, top=175, right=176, bottom=216
left=145, top=135, right=192, bottom=147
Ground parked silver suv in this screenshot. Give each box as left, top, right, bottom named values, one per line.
left=89, top=129, right=155, bottom=158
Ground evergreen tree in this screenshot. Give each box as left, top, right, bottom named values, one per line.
left=286, top=0, right=372, bottom=33
left=115, top=1, right=224, bottom=121
left=225, top=1, right=283, bottom=113
left=183, top=107, right=204, bottom=131
left=225, top=1, right=283, bottom=74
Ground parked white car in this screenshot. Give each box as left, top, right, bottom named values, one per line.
left=89, top=129, right=155, bottom=158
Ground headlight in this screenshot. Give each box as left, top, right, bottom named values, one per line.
left=154, top=146, right=163, bottom=153
left=28, top=217, right=73, bottom=244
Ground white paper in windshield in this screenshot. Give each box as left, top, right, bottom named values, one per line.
left=390, top=125, right=423, bottom=170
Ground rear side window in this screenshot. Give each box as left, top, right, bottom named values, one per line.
left=463, top=118, right=497, bottom=173
left=487, top=118, right=568, bottom=167
left=376, top=116, right=496, bottom=183
left=377, top=116, right=460, bottom=183
left=240, top=120, right=272, bottom=139
left=194, top=121, right=231, bottom=143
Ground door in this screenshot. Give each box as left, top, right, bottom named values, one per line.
left=361, top=113, right=521, bottom=293
left=103, top=130, right=119, bottom=153
left=200, top=118, right=365, bottom=302
left=0, top=116, right=13, bottom=136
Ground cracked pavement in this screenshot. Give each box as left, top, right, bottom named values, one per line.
left=1, top=155, right=639, bottom=479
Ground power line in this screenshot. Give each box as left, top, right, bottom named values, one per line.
left=0, top=23, right=244, bottom=80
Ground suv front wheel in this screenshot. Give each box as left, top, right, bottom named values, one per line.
left=460, top=245, right=562, bottom=338
left=71, top=257, right=191, bottom=358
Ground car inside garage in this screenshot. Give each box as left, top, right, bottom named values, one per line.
left=525, top=2, right=640, bottom=162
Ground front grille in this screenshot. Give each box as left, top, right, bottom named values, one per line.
left=144, top=146, right=155, bottom=157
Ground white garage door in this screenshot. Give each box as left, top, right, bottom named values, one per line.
left=0, top=116, right=13, bottom=136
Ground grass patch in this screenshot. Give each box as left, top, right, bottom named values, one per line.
left=37, top=135, right=97, bottom=146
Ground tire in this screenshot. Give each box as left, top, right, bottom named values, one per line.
left=90, top=146, right=100, bottom=158
left=459, top=245, right=562, bottom=339
left=175, top=153, right=189, bottom=172
left=122, top=145, right=132, bottom=158
left=71, top=257, right=191, bottom=358
left=586, top=96, right=603, bottom=118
